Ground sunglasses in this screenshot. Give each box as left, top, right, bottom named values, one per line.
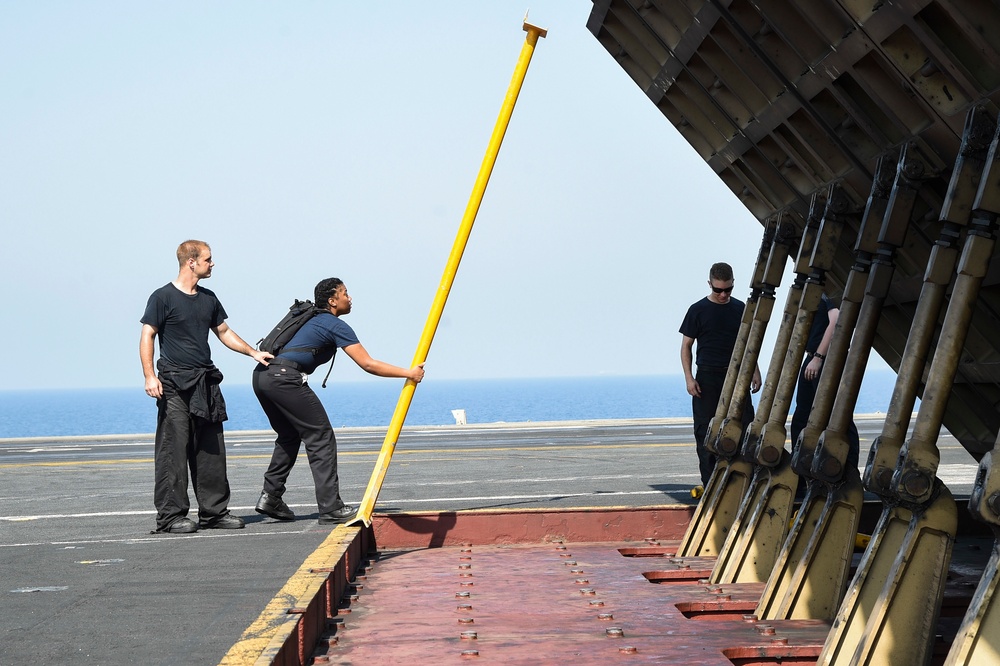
left=711, top=285, right=734, bottom=294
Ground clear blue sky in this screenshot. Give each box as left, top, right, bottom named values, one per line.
left=2, top=2, right=781, bottom=391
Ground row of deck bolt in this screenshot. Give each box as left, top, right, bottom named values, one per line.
left=553, top=539, right=637, bottom=656
left=455, top=543, right=479, bottom=658
left=310, top=558, right=374, bottom=663
left=316, top=537, right=783, bottom=663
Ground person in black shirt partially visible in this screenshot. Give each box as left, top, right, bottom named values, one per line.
left=679, top=262, right=761, bottom=486
left=140, top=240, right=273, bottom=534
left=789, top=293, right=860, bottom=474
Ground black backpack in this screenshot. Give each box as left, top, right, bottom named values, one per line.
left=257, top=299, right=335, bottom=387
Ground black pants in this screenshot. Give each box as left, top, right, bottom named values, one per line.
left=252, top=365, right=345, bottom=514
left=790, top=359, right=860, bottom=472
left=153, top=385, right=231, bottom=530
left=692, top=368, right=754, bottom=486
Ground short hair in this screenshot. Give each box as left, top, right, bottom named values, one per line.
left=177, top=240, right=209, bottom=266
left=709, top=262, right=734, bottom=282
left=314, top=277, right=345, bottom=306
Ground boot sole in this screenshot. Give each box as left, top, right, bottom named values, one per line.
left=255, top=506, right=295, bottom=521
left=317, top=513, right=355, bottom=525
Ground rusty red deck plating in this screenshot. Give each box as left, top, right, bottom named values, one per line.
left=253, top=507, right=986, bottom=665
left=320, top=538, right=833, bottom=664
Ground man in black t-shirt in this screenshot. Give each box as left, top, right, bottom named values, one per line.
left=140, top=240, right=272, bottom=534
left=679, top=262, right=761, bottom=486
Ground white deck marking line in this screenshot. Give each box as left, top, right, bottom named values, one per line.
left=5, top=467, right=977, bottom=524
left=0, top=528, right=317, bottom=548
left=0, top=488, right=690, bottom=522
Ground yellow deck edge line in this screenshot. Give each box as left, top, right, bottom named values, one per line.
left=219, top=524, right=361, bottom=665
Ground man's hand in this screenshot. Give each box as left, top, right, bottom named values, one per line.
left=804, top=356, right=823, bottom=382
left=213, top=322, right=272, bottom=365
left=250, top=349, right=273, bottom=366
left=144, top=375, right=163, bottom=399
left=140, top=324, right=161, bottom=399
left=686, top=376, right=701, bottom=398
left=751, top=367, right=762, bottom=394
left=409, top=363, right=426, bottom=383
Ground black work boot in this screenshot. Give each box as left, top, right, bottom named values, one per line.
left=318, top=505, right=355, bottom=525
left=255, top=491, right=295, bottom=521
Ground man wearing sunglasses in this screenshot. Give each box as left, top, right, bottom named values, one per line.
left=679, top=262, right=761, bottom=486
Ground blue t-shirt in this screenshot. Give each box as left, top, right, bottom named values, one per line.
left=277, top=312, right=360, bottom=374
left=678, top=296, right=745, bottom=370
left=141, top=283, right=227, bottom=368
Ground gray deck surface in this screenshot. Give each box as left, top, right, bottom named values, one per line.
left=0, top=418, right=973, bottom=665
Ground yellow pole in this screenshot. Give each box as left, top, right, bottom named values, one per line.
left=349, top=21, right=547, bottom=527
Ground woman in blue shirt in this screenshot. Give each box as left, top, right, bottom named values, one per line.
left=252, top=277, right=425, bottom=525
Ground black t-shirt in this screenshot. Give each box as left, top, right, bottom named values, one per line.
left=679, top=296, right=745, bottom=369
left=805, top=294, right=833, bottom=353
left=141, top=283, right=227, bottom=368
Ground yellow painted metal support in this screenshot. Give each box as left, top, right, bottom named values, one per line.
left=744, top=213, right=811, bottom=457
left=678, top=459, right=753, bottom=557
left=789, top=189, right=855, bottom=485
left=712, top=160, right=888, bottom=587
left=810, top=154, right=901, bottom=487
left=678, top=222, right=775, bottom=557
left=349, top=21, right=546, bottom=528
left=946, top=540, right=1000, bottom=665
left=818, top=490, right=956, bottom=665
left=706, top=216, right=809, bottom=584
left=715, top=235, right=790, bottom=457
left=941, top=109, right=1000, bottom=666
left=682, top=193, right=836, bottom=560
left=822, top=109, right=1000, bottom=665
left=704, top=224, right=773, bottom=454
left=948, top=439, right=1000, bottom=664
left=710, top=458, right=797, bottom=584
left=760, top=190, right=841, bottom=477
left=760, top=152, right=942, bottom=626
left=755, top=474, right=863, bottom=620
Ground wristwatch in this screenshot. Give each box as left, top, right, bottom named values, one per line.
left=812, top=352, right=825, bottom=360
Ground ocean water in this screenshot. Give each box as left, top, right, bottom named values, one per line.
left=0, top=372, right=901, bottom=439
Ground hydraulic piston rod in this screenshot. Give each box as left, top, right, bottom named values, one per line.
left=712, top=161, right=892, bottom=586
left=747, top=214, right=812, bottom=449
left=822, top=108, right=1000, bottom=666
left=936, top=107, right=1000, bottom=666
left=864, top=107, right=995, bottom=498
left=714, top=227, right=792, bottom=458
left=812, top=146, right=925, bottom=486
left=704, top=224, right=773, bottom=455
left=754, top=191, right=842, bottom=472
left=678, top=221, right=777, bottom=557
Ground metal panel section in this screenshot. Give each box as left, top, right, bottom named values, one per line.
left=589, top=0, right=1000, bottom=459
